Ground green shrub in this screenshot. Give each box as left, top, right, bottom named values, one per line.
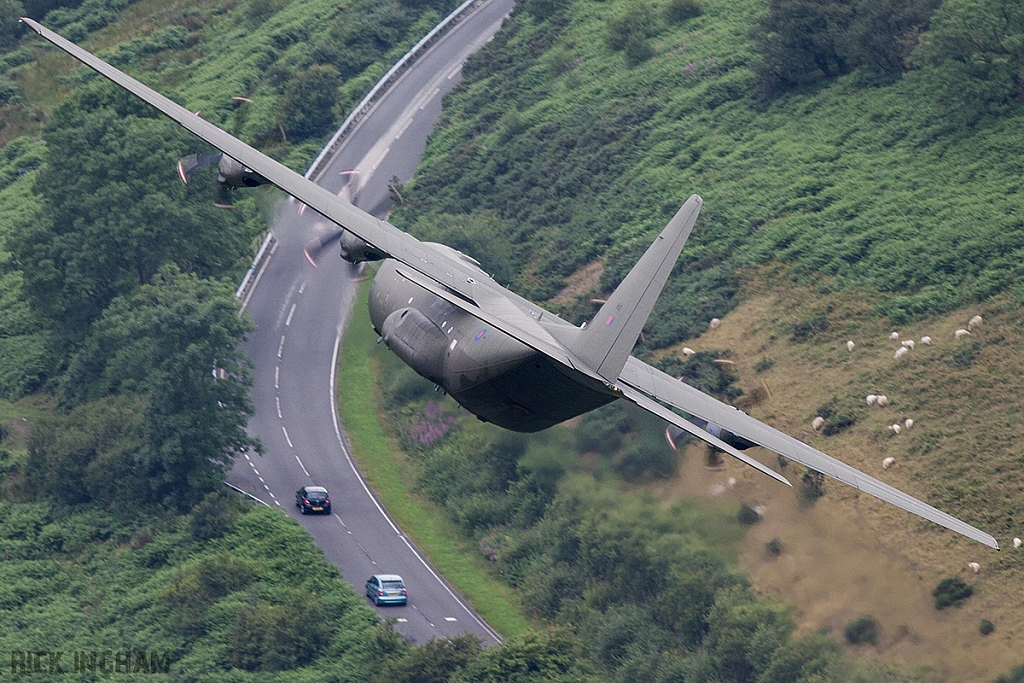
left=933, top=577, right=973, bottom=609
left=844, top=615, right=879, bottom=645
left=822, top=414, right=856, bottom=436
left=754, top=357, right=775, bottom=373
left=604, top=3, right=659, bottom=52
left=766, top=537, right=783, bottom=556
left=737, top=503, right=760, bottom=525
left=995, top=663, right=1024, bottom=683
left=189, top=491, right=240, bottom=542
left=800, top=469, right=825, bottom=501
left=980, top=618, right=995, bottom=635
left=663, top=0, right=701, bottom=24
left=791, top=313, right=829, bottom=341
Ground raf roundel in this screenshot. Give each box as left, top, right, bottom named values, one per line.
left=473, top=328, right=487, bottom=342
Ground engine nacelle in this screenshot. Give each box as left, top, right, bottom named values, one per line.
left=339, top=229, right=386, bottom=263
left=217, top=154, right=268, bottom=189
left=380, top=307, right=448, bottom=385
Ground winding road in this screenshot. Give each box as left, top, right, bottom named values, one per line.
left=225, top=0, right=514, bottom=645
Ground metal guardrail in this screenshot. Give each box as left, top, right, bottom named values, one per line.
left=234, top=0, right=488, bottom=306
left=304, top=0, right=484, bottom=183
left=225, top=481, right=273, bottom=507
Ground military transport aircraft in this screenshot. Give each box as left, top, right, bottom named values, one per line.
left=22, top=18, right=999, bottom=549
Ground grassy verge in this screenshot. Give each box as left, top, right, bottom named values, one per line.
left=336, top=283, right=531, bottom=640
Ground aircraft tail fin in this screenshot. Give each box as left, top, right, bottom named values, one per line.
left=571, top=195, right=701, bottom=380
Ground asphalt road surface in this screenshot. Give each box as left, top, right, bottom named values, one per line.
left=226, top=0, right=515, bottom=645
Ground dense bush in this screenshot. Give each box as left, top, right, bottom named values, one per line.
left=281, top=64, right=341, bottom=141
left=800, top=468, right=826, bottom=501
left=844, top=615, right=879, bottom=645
left=737, top=502, right=761, bottom=525
left=663, top=0, right=700, bottom=24
left=752, top=0, right=941, bottom=99
left=933, top=576, right=973, bottom=609
left=980, top=619, right=995, bottom=636
left=910, top=0, right=1024, bottom=124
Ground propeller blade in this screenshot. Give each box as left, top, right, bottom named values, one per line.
left=304, top=228, right=345, bottom=267
left=176, top=152, right=223, bottom=185
left=213, top=183, right=234, bottom=210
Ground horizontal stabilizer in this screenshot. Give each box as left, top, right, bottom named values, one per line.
left=619, top=384, right=791, bottom=488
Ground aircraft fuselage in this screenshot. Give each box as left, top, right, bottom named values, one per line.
left=368, top=259, right=616, bottom=431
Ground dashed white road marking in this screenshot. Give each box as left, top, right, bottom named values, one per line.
left=277, top=335, right=285, bottom=358
left=395, top=118, right=414, bottom=140
left=447, top=66, right=460, bottom=79
left=444, top=617, right=458, bottom=622
left=420, top=88, right=440, bottom=109
left=282, top=426, right=293, bottom=448
left=295, top=454, right=310, bottom=477
left=244, top=453, right=251, bottom=461
left=371, top=148, right=389, bottom=172
left=253, top=468, right=260, bottom=475
left=298, top=282, right=306, bottom=295
left=275, top=366, right=279, bottom=389
left=258, top=477, right=264, bottom=483
left=276, top=396, right=282, bottom=419
left=396, top=618, right=408, bottom=623
left=263, top=484, right=270, bottom=491
left=285, top=303, right=297, bottom=326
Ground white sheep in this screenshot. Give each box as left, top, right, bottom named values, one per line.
left=727, top=477, right=737, bottom=489
left=954, top=329, right=970, bottom=340
left=902, top=340, right=915, bottom=349
left=882, top=457, right=895, bottom=469
left=847, top=340, right=855, bottom=352
left=877, top=395, right=889, bottom=407
left=682, top=347, right=696, bottom=357
left=968, top=562, right=980, bottom=574
left=812, top=416, right=825, bottom=431
left=889, top=331, right=900, bottom=341
left=904, top=418, right=914, bottom=430
left=889, top=424, right=902, bottom=435
left=894, top=346, right=909, bottom=360
left=920, top=336, right=932, bottom=346
left=1014, top=538, right=1022, bottom=549
left=709, top=318, right=721, bottom=330
left=866, top=394, right=878, bottom=406
left=969, top=315, right=983, bottom=330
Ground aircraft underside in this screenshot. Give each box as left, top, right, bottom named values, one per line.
left=449, top=355, right=617, bottom=432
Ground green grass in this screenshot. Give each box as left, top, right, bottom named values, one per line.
left=336, top=282, right=531, bottom=640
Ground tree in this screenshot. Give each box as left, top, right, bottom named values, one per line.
left=63, top=264, right=259, bottom=510
left=0, top=0, right=25, bottom=51
left=281, top=64, right=341, bottom=141
left=910, top=0, right=1024, bottom=123
left=752, top=0, right=854, bottom=99
left=12, top=84, right=259, bottom=344
left=844, top=0, right=940, bottom=76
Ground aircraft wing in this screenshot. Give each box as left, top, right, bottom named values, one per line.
left=20, top=19, right=494, bottom=319
left=618, top=356, right=1000, bottom=549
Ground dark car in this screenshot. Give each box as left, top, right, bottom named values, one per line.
left=365, top=574, right=407, bottom=606
left=296, top=486, right=331, bottom=514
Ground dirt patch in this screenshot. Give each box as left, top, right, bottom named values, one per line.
left=549, top=260, right=604, bottom=304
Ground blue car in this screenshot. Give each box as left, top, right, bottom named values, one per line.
left=366, top=574, right=407, bottom=606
